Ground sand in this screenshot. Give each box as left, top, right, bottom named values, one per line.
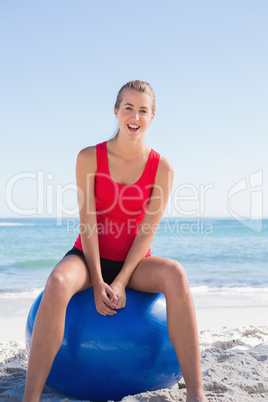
left=1, top=308, right=268, bottom=401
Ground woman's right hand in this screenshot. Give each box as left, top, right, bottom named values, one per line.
left=93, top=281, right=119, bottom=316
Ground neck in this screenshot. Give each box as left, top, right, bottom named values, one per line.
left=110, top=134, right=147, bottom=158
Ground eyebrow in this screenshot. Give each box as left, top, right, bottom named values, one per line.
left=123, top=103, right=149, bottom=110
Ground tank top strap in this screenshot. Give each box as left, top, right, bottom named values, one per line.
left=148, top=148, right=160, bottom=184
left=96, top=141, right=109, bottom=174
left=97, top=141, right=160, bottom=184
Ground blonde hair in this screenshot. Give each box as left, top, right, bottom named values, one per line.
left=114, top=80, right=156, bottom=113
left=112, top=80, right=155, bottom=138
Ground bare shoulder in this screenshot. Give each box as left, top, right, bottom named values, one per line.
left=158, top=155, right=174, bottom=173
left=77, top=145, right=96, bottom=160
left=156, top=155, right=174, bottom=179
left=153, top=155, right=174, bottom=189
left=76, top=145, right=97, bottom=173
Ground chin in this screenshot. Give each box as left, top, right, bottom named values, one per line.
left=119, top=130, right=144, bottom=140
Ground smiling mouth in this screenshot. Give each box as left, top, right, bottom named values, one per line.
left=127, top=124, right=140, bottom=132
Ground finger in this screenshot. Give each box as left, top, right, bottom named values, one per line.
left=103, top=294, right=119, bottom=310
left=97, top=304, right=116, bottom=316
left=114, top=298, right=123, bottom=309
left=95, top=296, right=116, bottom=315
left=105, top=286, right=118, bottom=301
left=110, top=298, right=119, bottom=306
left=102, top=299, right=118, bottom=314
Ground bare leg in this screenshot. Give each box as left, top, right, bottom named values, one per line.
left=23, top=255, right=90, bottom=402
left=128, top=257, right=208, bottom=402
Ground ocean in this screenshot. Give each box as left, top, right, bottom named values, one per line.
left=1, top=217, right=268, bottom=402
left=0, top=217, right=267, bottom=317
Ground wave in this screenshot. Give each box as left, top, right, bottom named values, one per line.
left=0, top=222, right=35, bottom=226
left=1, top=286, right=268, bottom=309
left=191, top=285, right=268, bottom=308
left=0, top=288, right=43, bottom=299
left=13, top=259, right=58, bottom=269
left=191, top=285, right=268, bottom=294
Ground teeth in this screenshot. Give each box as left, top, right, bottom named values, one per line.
left=128, top=124, right=139, bottom=129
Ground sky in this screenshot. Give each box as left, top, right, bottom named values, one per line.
left=1, top=0, right=267, bottom=220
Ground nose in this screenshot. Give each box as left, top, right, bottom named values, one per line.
left=132, top=110, right=140, bottom=120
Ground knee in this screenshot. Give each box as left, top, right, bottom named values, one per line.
left=43, top=270, right=71, bottom=305
left=162, top=259, right=190, bottom=295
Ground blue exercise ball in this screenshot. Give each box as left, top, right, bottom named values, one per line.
left=26, top=287, right=182, bottom=401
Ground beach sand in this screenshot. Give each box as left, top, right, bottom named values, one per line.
left=1, top=307, right=268, bottom=401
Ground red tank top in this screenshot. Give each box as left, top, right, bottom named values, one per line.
left=74, top=141, right=160, bottom=261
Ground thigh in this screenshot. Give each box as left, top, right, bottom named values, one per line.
left=127, top=256, right=177, bottom=294
left=49, top=253, right=91, bottom=295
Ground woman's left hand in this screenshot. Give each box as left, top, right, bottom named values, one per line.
left=109, top=280, right=126, bottom=309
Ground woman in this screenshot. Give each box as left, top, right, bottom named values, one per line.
left=23, top=80, right=208, bottom=402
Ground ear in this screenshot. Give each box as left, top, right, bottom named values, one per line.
left=114, top=108, right=118, bottom=118
left=150, top=112, right=155, bottom=123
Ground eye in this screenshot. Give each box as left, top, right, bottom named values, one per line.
left=125, top=107, right=132, bottom=110
left=140, top=110, right=147, bottom=114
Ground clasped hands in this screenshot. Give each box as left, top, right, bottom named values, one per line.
left=93, top=280, right=126, bottom=316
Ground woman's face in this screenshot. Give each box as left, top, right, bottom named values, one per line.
left=114, top=89, right=155, bottom=140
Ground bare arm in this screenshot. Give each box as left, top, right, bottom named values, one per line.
left=76, top=147, right=101, bottom=284
left=76, top=147, right=118, bottom=315
left=110, top=157, right=174, bottom=299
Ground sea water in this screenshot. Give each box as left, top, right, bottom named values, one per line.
left=0, top=217, right=267, bottom=316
